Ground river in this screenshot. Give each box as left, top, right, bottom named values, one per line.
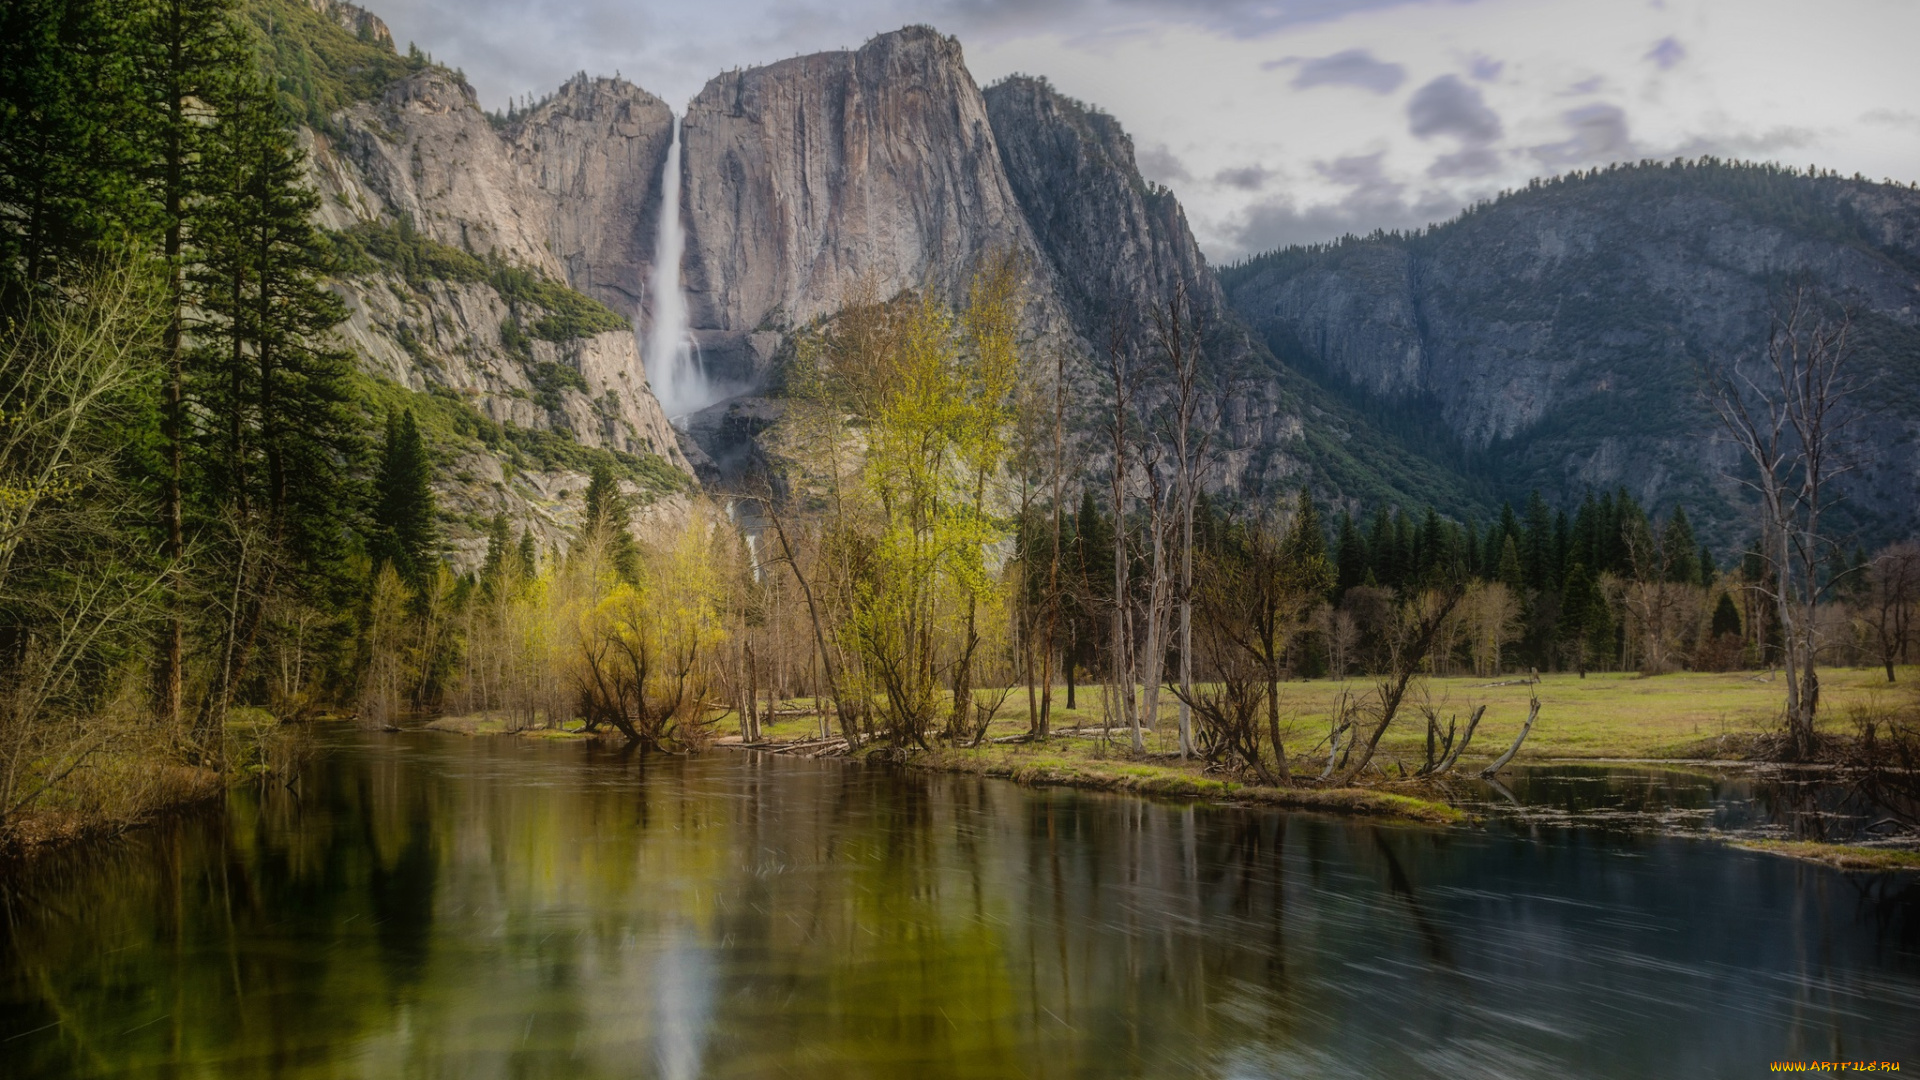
left=3, top=730, right=1917, bottom=1077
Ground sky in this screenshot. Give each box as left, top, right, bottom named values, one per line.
left=365, top=0, right=1920, bottom=262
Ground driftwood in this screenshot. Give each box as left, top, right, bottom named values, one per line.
left=1479, top=697, right=1541, bottom=778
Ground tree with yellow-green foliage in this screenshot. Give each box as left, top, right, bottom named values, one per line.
left=772, top=258, right=1026, bottom=751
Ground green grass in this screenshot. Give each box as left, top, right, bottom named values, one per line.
left=1733, top=840, right=1920, bottom=872
left=718, top=667, right=1916, bottom=826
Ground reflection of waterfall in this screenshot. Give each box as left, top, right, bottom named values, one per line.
left=644, top=116, right=714, bottom=425
left=652, top=932, right=712, bottom=1080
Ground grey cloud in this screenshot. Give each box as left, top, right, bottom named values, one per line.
left=1564, top=75, right=1603, bottom=95
left=1214, top=164, right=1273, bottom=190
left=1469, top=54, right=1503, bottom=81
left=1664, top=125, right=1820, bottom=159
left=1644, top=36, right=1686, bottom=70
left=1104, top=0, right=1442, bottom=40
left=1531, top=103, right=1632, bottom=167
left=1408, top=75, right=1502, bottom=144
left=1428, top=146, right=1501, bottom=178
left=1223, top=157, right=1460, bottom=255
left=1137, top=143, right=1193, bottom=184
left=1267, top=48, right=1406, bottom=94
left=1862, top=109, right=1920, bottom=131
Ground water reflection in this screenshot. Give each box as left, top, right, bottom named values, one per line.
left=1460, top=764, right=1891, bottom=842
left=2, top=732, right=1917, bottom=1078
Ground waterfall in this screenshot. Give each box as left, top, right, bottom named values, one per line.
left=644, top=116, right=713, bottom=425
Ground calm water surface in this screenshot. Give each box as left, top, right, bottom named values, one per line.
left=2, top=731, right=1918, bottom=1078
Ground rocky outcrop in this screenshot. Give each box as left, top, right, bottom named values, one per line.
left=307, top=0, right=390, bottom=46
left=679, top=27, right=1061, bottom=387
left=327, top=71, right=564, bottom=275
left=1221, top=165, right=1920, bottom=544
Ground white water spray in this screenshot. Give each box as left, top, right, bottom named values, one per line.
left=644, top=116, right=715, bottom=425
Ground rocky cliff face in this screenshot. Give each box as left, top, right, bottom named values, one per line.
left=508, top=75, right=675, bottom=313
left=303, top=67, right=693, bottom=565
left=1220, top=164, right=1920, bottom=544
left=679, top=27, right=1063, bottom=388
left=979, top=75, right=1487, bottom=509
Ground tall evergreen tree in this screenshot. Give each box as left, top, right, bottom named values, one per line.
left=1661, top=506, right=1699, bottom=584
left=0, top=0, right=151, bottom=300
left=132, top=0, right=250, bottom=729
left=1521, top=491, right=1553, bottom=591
left=371, top=409, right=436, bottom=583
left=1334, top=510, right=1367, bottom=595
left=480, top=512, right=512, bottom=588
left=1711, top=592, right=1742, bottom=639
left=579, top=461, right=638, bottom=584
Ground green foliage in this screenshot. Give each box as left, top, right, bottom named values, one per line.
left=328, top=219, right=631, bottom=345
left=370, top=408, right=436, bottom=582
left=328, top=217, right=487, bottom=285
left=486, top=261, right=631, bottom=342
left=579, top=462, right=640, bottom=584
left=352, top=373, right=690, bottom=498
left=238, top=0, right=427, bottom=129
left=1711, top=591, right=1742, bottom=639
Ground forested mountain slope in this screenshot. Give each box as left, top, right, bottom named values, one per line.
left=1220, top=161, right=1920, bottom=548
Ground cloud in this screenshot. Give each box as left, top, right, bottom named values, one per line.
left=1662, top=124, right=1820, bottom=160
left=1644, top=36, right=1686, bottom=70
left=1214, top=163, right=1274, bottom=190
left=1136, top=142, right=1193, bottom=183
left=1266, top=48, right=1406, bottom=94
left=1223, top=154, right=1459, bottom=255
left=1468, top=54, right=1503, bottom=81
left=1429, top=146, right=1501, bottom=178
left=1530, top=103, right=1633, bottom=167
left=1407, top=75, right=1502, bottom=144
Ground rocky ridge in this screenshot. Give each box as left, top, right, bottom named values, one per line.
left=1219, top=164, right=1920, bottom=545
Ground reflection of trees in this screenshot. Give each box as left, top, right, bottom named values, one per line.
left=6, top=738, right=1920, bottom=1076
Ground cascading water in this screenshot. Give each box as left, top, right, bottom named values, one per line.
left=644, top=116, right=714, bottom=425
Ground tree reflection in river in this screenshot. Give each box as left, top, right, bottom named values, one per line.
left=2, top=731, right=1917, bottom=1078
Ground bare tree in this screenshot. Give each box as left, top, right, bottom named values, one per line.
left=1151, top=282, right=1210, bottom=760
left=1104, top=328, right=1140, bottom=751
left=1706, top=287, right=1863, bottom=759
left=1864, top=542, right=1920, bottom=682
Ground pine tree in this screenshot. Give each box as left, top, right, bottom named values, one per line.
left=579, top=461, right=638, bottom=583
left=1711, top=592, right=1742, bottom=639
left=371, top=409, right=436, bottom=583
left=132, top=0, right=250, bottom=730
left=1561, top=562, right=1599, bottom=675
left=1698, top=545, right=1717, bottom=587
left=1661, top=506, right=1698, bottom=584
left=0, top=0, right=151, bottom=300
left=481, top=511, right=511, bottom=587
left=1522, top=491, right=1553, bottom=591
left=1497, top=535, right=1524, bottom=593
left=1284, top=489, right=1326, bottom=565
left=1334, top=510, right=1367, bottom=595
left=516, top=528, right=538, bottom=578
